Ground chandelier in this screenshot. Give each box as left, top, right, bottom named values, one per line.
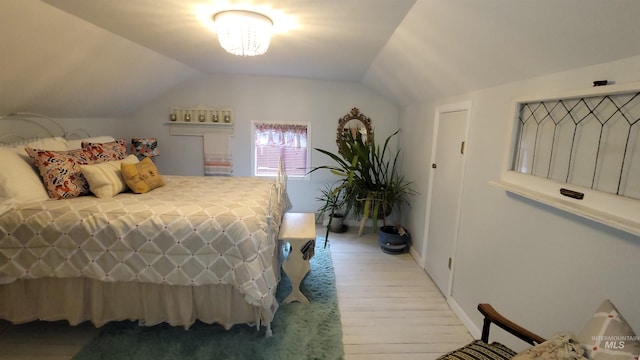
left=213, top=10, right=273, bottom=57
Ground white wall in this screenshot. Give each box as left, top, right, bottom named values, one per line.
left=402, top=55, right=640, bottom=348
left=123, top=73, right=400, bottom=213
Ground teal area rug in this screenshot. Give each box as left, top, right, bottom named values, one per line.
left=72, top=239, right=343, bottom=360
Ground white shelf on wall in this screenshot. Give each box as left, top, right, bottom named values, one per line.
left=167, top=106, right=234, bottom=136
left=165, top=122, right=233, bottom=136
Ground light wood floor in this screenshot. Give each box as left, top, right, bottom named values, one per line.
left=330, top=227, right=473, bottom=360
left=0, top=225, right=472, bottom=359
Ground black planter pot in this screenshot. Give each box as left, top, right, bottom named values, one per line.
left=378, top=225, right=411, bottom=254
left=329, top=214, right=348, bottom=233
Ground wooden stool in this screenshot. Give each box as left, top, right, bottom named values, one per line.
left=278, top=212, right=316, bottom=304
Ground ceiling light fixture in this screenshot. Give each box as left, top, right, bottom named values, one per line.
left=213, top=10, right=273, bottom=57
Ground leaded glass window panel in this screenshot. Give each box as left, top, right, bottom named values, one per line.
left=514, top=91, right=640, bottom=200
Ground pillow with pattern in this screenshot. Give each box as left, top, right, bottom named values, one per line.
left=66, top=136, right=116, bottom=150
left=512, top=333, right=587, bottom=360
left=577, top=299, right=640, bottom=360
left=26, top=148, right=93, bottom=199
left=82, top=139, right=127, bottom=163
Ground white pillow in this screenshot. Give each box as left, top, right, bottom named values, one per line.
left=80, top=155, right=139, bottom=198
left=25, top=137, right=69, bottom=150
left=66, top=136, right=116, bottom=150
left=5, top=137, right=70, bottom=165
left=0, top=148, right=49, bottom=202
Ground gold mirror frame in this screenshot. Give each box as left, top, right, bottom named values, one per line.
left=336, top=108, right=373, bottom=155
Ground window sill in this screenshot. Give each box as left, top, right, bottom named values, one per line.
left=489, top=179, right=640, bottom=237
left=255, top=174, right=309, bottom=181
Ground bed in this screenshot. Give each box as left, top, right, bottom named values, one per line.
left=0, top=113, right=291, bottom=335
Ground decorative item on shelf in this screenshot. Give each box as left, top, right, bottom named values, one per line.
left=213, top=10, right=273, bottom=57
left=169, top=107, right=233, bottom=124
left=167, top=107, right=235, bottom=136
left=131, top=138, right=159, bottom=161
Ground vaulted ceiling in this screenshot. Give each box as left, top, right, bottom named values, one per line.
left=2, top=0, right=640, bottom=117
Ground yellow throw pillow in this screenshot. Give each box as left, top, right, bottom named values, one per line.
left=80, top=155, right=139, bottom=198
left=121, top=157, right=165, bottom=194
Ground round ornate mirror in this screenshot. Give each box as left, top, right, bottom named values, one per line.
left=336, top=108, right=373, bottom=155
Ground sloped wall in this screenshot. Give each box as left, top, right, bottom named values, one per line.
left=365, top=0, right=640, bottom=108
left=0, top=0, right=198, bottom=117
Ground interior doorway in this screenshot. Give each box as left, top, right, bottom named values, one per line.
left=422, top=102, right=470, bottom=297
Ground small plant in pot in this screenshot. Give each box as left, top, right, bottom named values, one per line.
left=316, top=183, right=349, bottom=235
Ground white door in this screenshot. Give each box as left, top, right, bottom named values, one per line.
left=423, top=104, right=469, bottom=297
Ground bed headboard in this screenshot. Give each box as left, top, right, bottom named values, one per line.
left=0, top=112, right=90, bottom=145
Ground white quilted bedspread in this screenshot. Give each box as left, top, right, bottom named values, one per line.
left=0, top=176, right=290, bottom=315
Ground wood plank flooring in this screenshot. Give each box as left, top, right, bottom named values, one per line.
left=0, top=225, right=473, bottom=359
left=329, top=227, right=473, bottom=360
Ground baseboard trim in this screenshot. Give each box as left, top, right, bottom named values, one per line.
left=409, top=245, right=423, bottom=266
left=404, top=244, right=479, bottom=339
left=448, top=297, right=481, bottom=339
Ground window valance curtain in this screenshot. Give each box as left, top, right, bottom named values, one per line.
left=255, top=123, right=307, bottom=148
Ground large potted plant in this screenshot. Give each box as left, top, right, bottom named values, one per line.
left=310, top=128, right=416, bottom=253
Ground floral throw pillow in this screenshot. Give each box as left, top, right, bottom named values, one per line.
left=82, top=139, right=127, bottom=163
left=512, top=333, right=588, bottom=360
left=26, top=148, right=93, bottom=199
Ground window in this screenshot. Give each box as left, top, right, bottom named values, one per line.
left=252, top=122, right=309, bottom=178
left=493, top=82, right=640, bottom=236
left=514, top=90, right=640, bottom=199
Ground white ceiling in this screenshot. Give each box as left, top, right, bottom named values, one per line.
left=3, top=0, right=640, bottom=117
left=41, top=0, right=416, bottom=81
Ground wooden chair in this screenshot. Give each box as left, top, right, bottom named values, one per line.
left=437, top=304, right=546, bottom=360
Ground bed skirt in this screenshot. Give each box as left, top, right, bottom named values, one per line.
left=0, top=278, right=262, bottom=330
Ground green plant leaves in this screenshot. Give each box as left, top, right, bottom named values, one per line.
left=310, top=128, right=416, bottom=229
